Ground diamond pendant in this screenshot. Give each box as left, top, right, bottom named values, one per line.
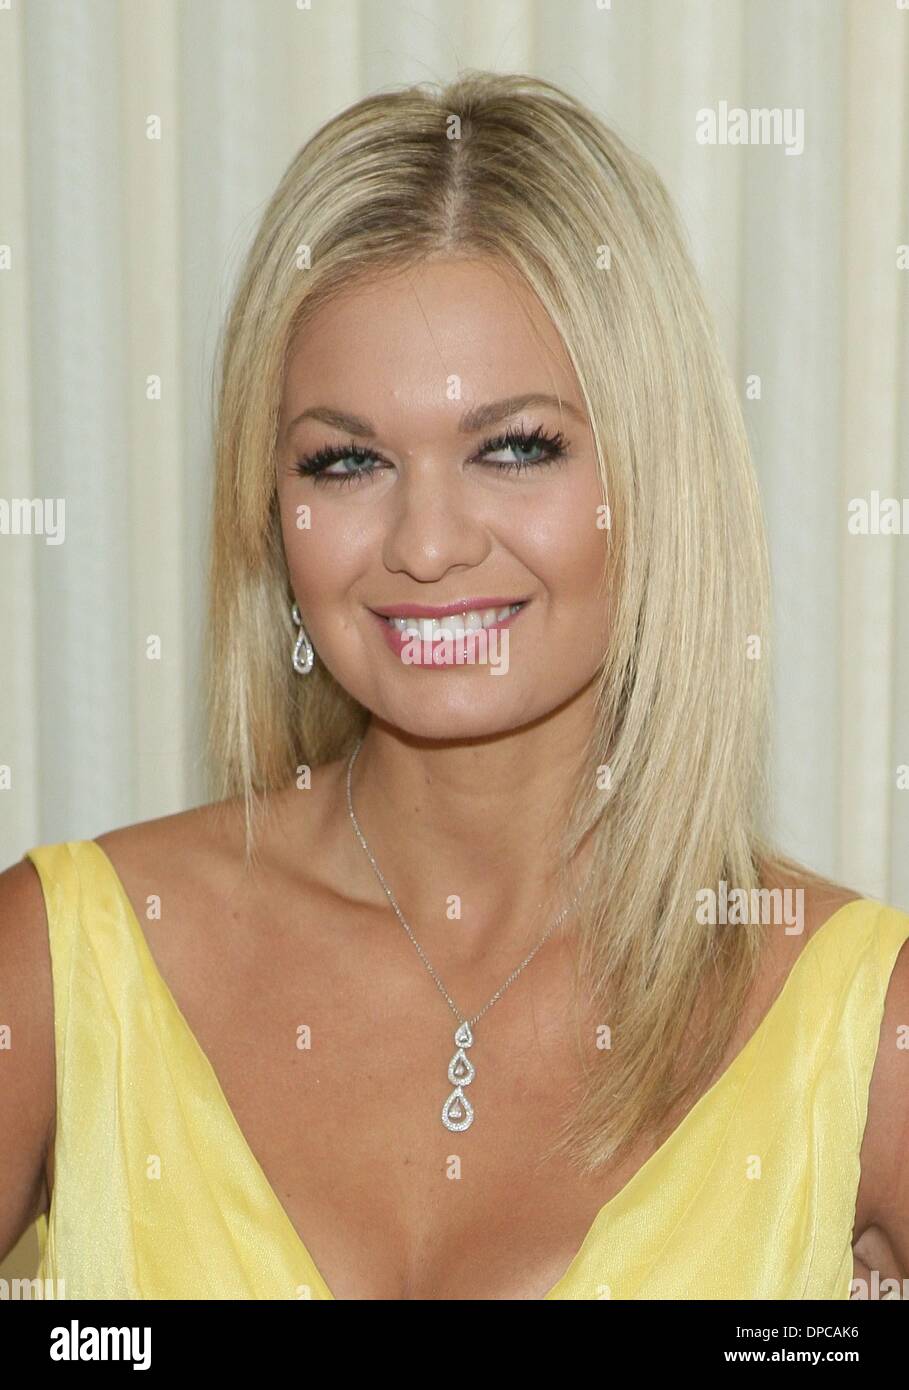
left=441, top=1021, right=475, bottom=1131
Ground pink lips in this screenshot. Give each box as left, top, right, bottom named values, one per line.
left=369, top=596, right=528, bottom=619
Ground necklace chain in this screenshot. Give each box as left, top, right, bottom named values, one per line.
left=345, top=736, right=575, bottom=1029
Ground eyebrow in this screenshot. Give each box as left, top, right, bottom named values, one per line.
left=282, top=392, right=587, bottom=443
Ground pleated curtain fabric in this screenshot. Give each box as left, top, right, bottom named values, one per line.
left=1, top=2, right=908, bottom=952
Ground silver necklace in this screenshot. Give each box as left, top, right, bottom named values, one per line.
left=345, top=737, right=577, bottom=1132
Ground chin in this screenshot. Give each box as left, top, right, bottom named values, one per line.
left=368, top=688, right=542, bottom=743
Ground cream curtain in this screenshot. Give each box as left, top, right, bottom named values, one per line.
left=1, top=0, right=907, bottom=902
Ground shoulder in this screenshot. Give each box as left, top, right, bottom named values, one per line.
left=753, top=852, right=865, bottom=983
left=14, top=776, right=335, bottom=1001
left=80, top=760, right=357, bottom=981
left=90, top=760, right=347, bottom=898
left=755, top=851, right=907, bottom=1033
left=92, top=799, right=246, bottom=897
left=758, top=853, right=909, bottom=1273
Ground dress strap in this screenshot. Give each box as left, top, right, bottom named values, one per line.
left=23, top=841, right=85, bottom=1061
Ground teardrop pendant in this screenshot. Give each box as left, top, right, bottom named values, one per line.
left=441, top=1086, right=474, bottom=1131
left=441, top=1020, right=475, bottom=1131
left=448, top=1047, right=475, bottom=1086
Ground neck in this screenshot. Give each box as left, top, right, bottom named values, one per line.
left=334, top=697, right=598, bottom=964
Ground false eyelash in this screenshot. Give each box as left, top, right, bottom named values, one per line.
left=293, top=441, right=378, bottom=486
left=292, top=423, right=569, bottom=486
left=479, top=424, right=568, bottom=471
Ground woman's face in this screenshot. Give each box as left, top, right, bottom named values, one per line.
left=276, top=256, right=611, bottom=741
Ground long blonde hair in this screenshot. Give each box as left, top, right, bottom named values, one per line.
left=206, top=70, right=786, bottom=1172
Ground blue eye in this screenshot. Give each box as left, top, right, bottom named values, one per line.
left=293, top=442, right=380, bottom=486
left=477, top=425, right=568, bottom=472
left=292, top=424, right=569, bottom=486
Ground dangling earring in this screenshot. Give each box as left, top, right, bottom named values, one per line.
left=291, top=602, right=314, bottom=675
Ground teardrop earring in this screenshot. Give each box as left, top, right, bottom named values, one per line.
left=291, top=602, right=314, bottom=675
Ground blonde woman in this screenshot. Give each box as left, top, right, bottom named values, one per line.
left=2, top=72, right=907, bottom=1301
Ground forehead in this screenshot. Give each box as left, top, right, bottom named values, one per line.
left=281, top=257, right=578, bottom=416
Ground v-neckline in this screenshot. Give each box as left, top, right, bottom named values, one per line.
left=86, top=838, right=865, bottom=1301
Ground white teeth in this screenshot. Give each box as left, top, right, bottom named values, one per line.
left=386, top=603, right=523, bottom=636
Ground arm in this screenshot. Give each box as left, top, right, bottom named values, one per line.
left=0, top=859, right=56, bottom=1260
left=853, top=936, right=909, bottom=1284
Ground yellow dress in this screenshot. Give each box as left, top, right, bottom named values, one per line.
left=23, top=838, right=909, bottom=1300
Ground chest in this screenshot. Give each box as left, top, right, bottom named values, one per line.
left=61, top=857, right=865, bottom=1300
left=134, top=897, right=683, bottom=1298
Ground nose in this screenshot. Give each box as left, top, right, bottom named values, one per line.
left=380, top=458, right=491, bottom=582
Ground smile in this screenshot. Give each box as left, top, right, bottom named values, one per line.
left=367, top=598, right=528, bottom=663
left=383, top=603, right=524, bottom=637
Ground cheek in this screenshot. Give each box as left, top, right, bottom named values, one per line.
left=514, top=479, right=609, bottom=601
left=279, top=495, right=371, bottom=604
left=518, top=479, right=613, bottom=665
